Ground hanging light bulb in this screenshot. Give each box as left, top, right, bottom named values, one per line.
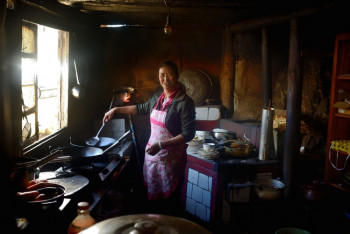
left=164, top=6, right=172, bottom=35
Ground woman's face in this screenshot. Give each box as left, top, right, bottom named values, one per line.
left=158, top=65, right=178, bottom=92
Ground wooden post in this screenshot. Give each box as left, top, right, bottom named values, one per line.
left=283, top=18, right=303, bottom=200
left=261, top=28, right=272, bottom=109
left=220, top=26, right=234, bottom=118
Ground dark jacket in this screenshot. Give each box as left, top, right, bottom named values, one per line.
left=136, top=83, right=196, bottom=142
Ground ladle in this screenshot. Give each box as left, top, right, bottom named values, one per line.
left=85, top=123, right=105, bottom=146
left=71, top=60, right=85, bottom=99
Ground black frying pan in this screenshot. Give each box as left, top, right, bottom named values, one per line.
left=54, top=130, right=130, bottom=166
left=70, top=136, right=117, bottom=149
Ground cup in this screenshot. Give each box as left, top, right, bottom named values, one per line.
left=203, top=143, right=215, bottom=152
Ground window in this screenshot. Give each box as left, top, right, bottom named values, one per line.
left=21, top=21, right=69, bottom=147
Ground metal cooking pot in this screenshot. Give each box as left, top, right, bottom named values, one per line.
left=256, top=178, right=285, bottom=201
left=301, top=180, right=327, bottom=202
left=16, top=183, right=66, bottom=214
left=80, top=214, right=211, bottom=234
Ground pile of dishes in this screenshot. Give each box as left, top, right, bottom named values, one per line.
left=197, top=143, right=220, bottom=160
left=197, top=148, right=220, bottom=160
left=187, top=140, right=202, bottom=154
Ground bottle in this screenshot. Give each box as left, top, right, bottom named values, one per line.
left=67, top=201, right=96, bottom=234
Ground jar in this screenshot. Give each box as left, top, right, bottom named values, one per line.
left=67, top=202, right=95, bottom=234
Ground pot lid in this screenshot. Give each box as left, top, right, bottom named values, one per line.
left=80, top=214, right=211, bottom=234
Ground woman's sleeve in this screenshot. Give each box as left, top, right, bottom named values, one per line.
left=136, top=95, right=157, bottom=115
left=180, top=98, right=196, bottom=142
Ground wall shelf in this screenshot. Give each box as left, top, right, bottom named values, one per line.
left=325, top=33, right=350, bottom=191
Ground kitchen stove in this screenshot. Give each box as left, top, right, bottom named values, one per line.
left=56, top=140, right=133, bottom=184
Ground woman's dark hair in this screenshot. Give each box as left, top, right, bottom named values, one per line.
left=158, top=60, right=179, bottom=77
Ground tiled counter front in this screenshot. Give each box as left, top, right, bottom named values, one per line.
left=182, top=152, right=279, bottom=223
left=182, top=154, right=224, bottom=223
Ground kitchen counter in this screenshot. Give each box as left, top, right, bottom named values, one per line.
left=186, top=150, right=279, bottom=172
left=14, top=141, right=134, bottom=234
left=182, top=150, right=280, bottom=224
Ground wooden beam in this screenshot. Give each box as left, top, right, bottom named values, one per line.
left=229, top=3, right=336, bottom=33
left=261, top=27, right=272, bottom=109
left=220, top=26, right=234, bottom=118
left=283, top=18, right=303, bottom=200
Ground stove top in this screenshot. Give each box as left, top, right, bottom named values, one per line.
left=57, top=140, right=133, bottom=183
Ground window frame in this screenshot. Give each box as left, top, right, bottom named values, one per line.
left=21, top=20, right=70, bottom=152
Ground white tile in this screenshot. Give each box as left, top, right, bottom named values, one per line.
left=192, top=185, right=203, bottom=203
left=208, top=106, right=221, bottom=120
left=188, top=168, right=199, bottom=185
left=196, top=203, right=207, bottom=221
left=198, top=173, right=209, bottom=190
left=186, top=182, right=193, bottom=198
left=208, top=176, right=212, bottom=191
left=202, top=190, right=211, bottom=207
left=206, top=207, right=211, bottom=222
left=195, top=107, right=208, bottom=120
left=185, top=198, right=196, bottom=215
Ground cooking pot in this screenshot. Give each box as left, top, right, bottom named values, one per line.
left=52, top=130, right=130, bottom=166
left=224, top=145, right=253, bottom=157
left=212, top=128, right=229, bottom=140
left=301, top=180, right=327, bottom=202
left=80, top=214, right=211, bottom=234
left=26, top=184, right=65, bottom=209
left=16, top=183, right=66, bottom=215
left=256, top=178, right=285, bottom=201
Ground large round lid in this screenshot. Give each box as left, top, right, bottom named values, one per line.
left=179, top=69, right=212, bottom=106
left=80, top=214, right=211, bottom=234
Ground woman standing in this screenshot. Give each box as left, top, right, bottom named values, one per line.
left=103, top=61, right=196, bottom=211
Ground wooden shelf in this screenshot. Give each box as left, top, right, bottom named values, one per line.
left=330, top=149, right=349, bottom=156
left=334, top=113, right=350, bottom=119
left=337, top=75, right=350, bottom=80
left=325, top=33, right=350, bottom=185
left=329, top=182, right=350, bottom=193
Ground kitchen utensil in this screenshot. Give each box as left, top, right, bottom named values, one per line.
left=85, top=123, right=105, bottom=146
left=301, top=180, right=328, bottom=202
left=52, top=130, right=131, bottom=166
left=256, top=178, right=285, bottom=201
left=71, top=136, right=116, bottom=149
left=203, top=143, right=215, bottom=152
left=80, top=214, right=211, bottom=234
left=224, top=146, right=252, bottom=158
left=195, top=131, right=210, bottom=140
left=38, top=171, right=89, bottom=196
left=16, top=183, right=66, bottom=212
left=11, top=150, right=63, bottom=190
left=71, top=60, right=85, bottom=99
left=212, top=128, right=229, bottom=140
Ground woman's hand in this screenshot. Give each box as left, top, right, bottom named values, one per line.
left=146, top=142, right=161, bottom=156
left=103, top=108, right=116, bottom=124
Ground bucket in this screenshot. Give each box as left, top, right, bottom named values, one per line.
left=275, top=227, right=311, bottom=234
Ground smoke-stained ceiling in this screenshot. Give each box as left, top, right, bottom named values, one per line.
left=54, top=0, right=338, bottom=28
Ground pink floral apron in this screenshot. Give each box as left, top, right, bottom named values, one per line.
left=144, top=89, right=186, bottom=200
